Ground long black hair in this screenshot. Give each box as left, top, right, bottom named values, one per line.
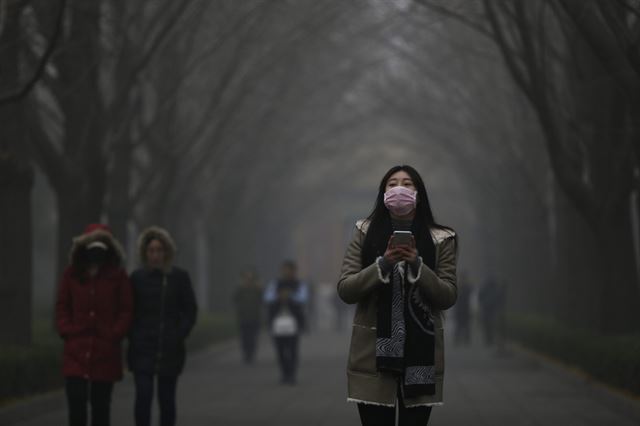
left=361, top=165, right=450, bottom=269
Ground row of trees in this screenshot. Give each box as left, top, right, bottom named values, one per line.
left=0, top=0, right=275, bottom=344
left=1, top=0, right=638, bottom=346
left=418, top=0, right=640, bottom=332
left=0, top=0, right=378, bottom=344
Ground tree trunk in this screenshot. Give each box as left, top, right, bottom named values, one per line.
left=54, top=182, right=105, bottom=279
left=632, top=186, right=640, bottom=288
left=107, top=138, right=133, bottom=247
left=597, top=204, right=640, bottom=334
left=0, top=2, right=34, bottom=346
left=0, top=156, right=34, bottom=346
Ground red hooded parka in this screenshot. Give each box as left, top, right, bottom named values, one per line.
left=55, top=224, right=133, bottom=382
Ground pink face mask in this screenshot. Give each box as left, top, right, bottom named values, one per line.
left=383, top=186, right=417, bottom=216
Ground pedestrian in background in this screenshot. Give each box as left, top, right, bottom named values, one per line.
left=233, top=267, right=263, bottom=364
left=127, top=226, right=198, bottom=426
left=268, top=285, right=306, bottom=385
left=264, top=260, right=309, bottom=307
left=479, top=276, right=502, bottom=346
left=56, top=224, right=133, bottom=426
left=454, top=271, right=472, bottom=346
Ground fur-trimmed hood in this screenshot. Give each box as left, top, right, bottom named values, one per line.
left=137, top=226, right=176, bottom=271
left=69, top=225, right=126, bottom=267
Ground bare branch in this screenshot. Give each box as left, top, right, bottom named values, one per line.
left=0, top=0, right=66, bottom=105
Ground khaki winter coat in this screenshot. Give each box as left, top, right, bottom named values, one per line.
left=337, top=219, right=457, bottom=408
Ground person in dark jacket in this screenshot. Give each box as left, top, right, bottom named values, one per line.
left=55, top=224, right=133, bottom=426
left=233, top=268, right=263, bottom=364
left=267, top=279, right=306, bottom=385
left=127, top=226, right=198, bottom=426
left=454, top=271, right=472, bottom=346
left=479, top=276, right=505, bottom=347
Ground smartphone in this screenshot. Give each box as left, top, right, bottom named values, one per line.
left=392, top=230, right=413, bottom=246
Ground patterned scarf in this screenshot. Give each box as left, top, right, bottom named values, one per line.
left=376, top=259, right=436, bottom=398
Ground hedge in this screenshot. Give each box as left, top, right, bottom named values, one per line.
left=186, top=312, right=236, bottom=352
left=507, top=314, right=640, bottom=396
left=0, top=313, right=235, bottom=405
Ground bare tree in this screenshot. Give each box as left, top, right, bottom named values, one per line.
left=0, top=1, right=34, bottom=345
left=416, top=0, right=640, bottom=333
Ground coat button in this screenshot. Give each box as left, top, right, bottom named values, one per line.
left=86, top=352, right=91, bottom=358
left=89, top=311, right=95, bottom=317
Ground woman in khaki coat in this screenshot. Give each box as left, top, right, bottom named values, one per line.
left=338, top=165, right=457, bottom=426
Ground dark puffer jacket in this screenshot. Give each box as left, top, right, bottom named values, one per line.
left=127, top=227, right=197, bottom=376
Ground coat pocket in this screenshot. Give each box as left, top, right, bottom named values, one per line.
left=347, top=324, right=378, bottom=376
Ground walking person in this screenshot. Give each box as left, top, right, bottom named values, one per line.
left=454, top=271, right=472, bottom=346
left=268, top=285, right=306, bottom=385
left=494, top=279, right=508, bottom=354
left=55, top=224, right=133, bottom=426
left=127, top=227, right=198, bottom=426
left=337, top=165, right=458, bottom=426
left=333, top=289, right=348, bottom=333
left=264, top=260, right=309, bottom=306
left=233, top=267, right=263, bottom=364
left=479, top=276, right=499, bottom=346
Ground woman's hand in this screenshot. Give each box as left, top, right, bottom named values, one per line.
left=383, top=235, right=417, bottom=265
left=383, top=236, right=404, bottom=265
left=393, top=236, right=418, bottom=264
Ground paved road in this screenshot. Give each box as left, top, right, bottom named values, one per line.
left=5, top=329, right=640, bottom=425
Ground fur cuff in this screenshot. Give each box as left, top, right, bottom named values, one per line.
left=404, top=401, right=444, bottom=408
left=376, top=256, right=391, bottom=284
left=406, top=256, right=423, bottom=284
left=347, top=398, right=395, bottom=407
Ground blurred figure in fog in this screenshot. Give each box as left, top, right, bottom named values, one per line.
left=232, top=267, right=263, bottom=364
left=495, top=279, right=508, bottom=353
left=127, top=227, right=198, bottom=426
left=333, top=284, right=348, bottom=332
left=454, top=271, right=472, bottom=346
left=267, top=282, right=306, bottom=385
left=315, top=281, right=334, bottom=331
left=478, top=276, right=506, bottom=347
left=306, top=280, right=317, bottom=333
left=55, top=224, right=133, bottom=426
left=264, top=259, right=309, bottom=307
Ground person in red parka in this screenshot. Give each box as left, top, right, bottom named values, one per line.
left=55, top=224, right=133, bottom=426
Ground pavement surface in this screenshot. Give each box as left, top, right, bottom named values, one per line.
left=3, top=327, right=640, bottom=425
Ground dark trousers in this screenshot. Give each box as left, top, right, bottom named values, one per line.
left=134, top=373, right=178, bottom=426
left=273, top=335, right=299, bottom=382
left=357, top=384, right=433, bottom=426
left=65, top=377, right=114, bottom=426
left=239, top=322, right=260, bottom=363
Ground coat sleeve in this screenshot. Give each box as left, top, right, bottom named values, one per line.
left=407, top=236, right=458, bottom=310
left=263, top=280, right=277, bottom=303
left=178, top=271, right=198, bottom=339
left=110, top=270, right=134, bottom=342
left=55, top=269, right=90, bottom=338
left=336, top=225, right=385, bottom=305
